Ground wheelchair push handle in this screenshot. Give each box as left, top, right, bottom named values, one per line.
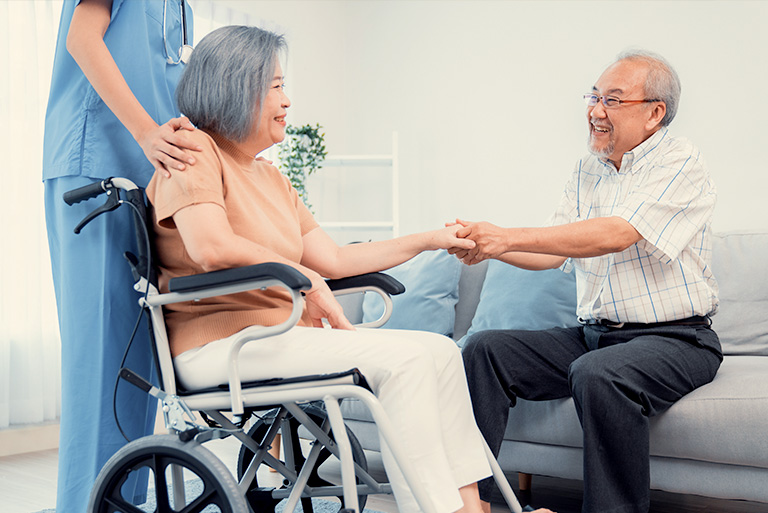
left=63, top=177, right=144, bottom=234
left=63, top=177, right=141, bottom=204
left=63, top=180, right=109, bottom=205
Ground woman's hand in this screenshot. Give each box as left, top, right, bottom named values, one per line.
left=430, top=224, right=476, bottom=252
left=303, top=280, right=355, bottom=330
left=444, top=220, right=476, bottom=262
left=138, top=116, right=203, bottom=177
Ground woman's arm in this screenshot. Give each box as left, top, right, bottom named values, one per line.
left=66, top=0, right=201, bottom=174
left=299, top=224, right=476, bottom=279
left=172, top=202, right=354, bottom=330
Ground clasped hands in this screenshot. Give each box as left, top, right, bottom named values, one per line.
left=446, top=219, right=509, bottom=266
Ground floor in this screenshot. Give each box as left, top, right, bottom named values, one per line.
left=2, top=436, right=768, bottom=513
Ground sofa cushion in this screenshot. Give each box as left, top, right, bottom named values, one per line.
left=362, top=249, right=462, bottom=336
left=504, top=355, right=768, bottom=468
left=453, top=261, right=489, bottom=340
left=711, top=232, right=768, bottom=356
left=457, top=260, right=579, bottom=347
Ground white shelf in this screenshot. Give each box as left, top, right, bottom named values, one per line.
left=316, top=132, right=399, bottom=241
left=322, top=155, right=393, bottom=167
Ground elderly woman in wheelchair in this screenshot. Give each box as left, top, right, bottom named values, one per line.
left=68, top=25, right=553, bottom=513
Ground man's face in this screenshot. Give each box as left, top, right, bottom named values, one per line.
left=587, top=60, right=662, bottom=167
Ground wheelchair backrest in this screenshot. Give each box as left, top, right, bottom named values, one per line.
left=64, top=177, right=182, bottom=397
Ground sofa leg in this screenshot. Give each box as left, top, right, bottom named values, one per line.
left=518, top=472, right=532, bottom=506
left=268, top=433, right=281, bottom=472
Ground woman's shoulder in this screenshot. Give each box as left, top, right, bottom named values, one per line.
left=188, top=128, right=219, bottom=149
left=252, top=159, right=295, bottom=188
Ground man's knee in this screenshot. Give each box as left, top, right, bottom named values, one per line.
left=568, top=351, right=618, bottom=397
left=461, top=330, right=503, bottom=371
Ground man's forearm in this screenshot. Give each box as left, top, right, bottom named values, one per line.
left=506, top=217, right=642, bottom=258
left=496, top=251, right=566, bottom=270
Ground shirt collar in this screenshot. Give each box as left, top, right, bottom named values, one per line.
left=601, top=127, right=669, bottom=174
left=204, top=130, right=257, bottom=166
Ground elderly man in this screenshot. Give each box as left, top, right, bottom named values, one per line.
left=456, top=50, right=722, bottom=513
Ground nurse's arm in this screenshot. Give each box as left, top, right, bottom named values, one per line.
left=66, top=0, right=201, bottom=175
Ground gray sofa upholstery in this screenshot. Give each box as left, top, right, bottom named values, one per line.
left=339, top=231, right=768, bottom=504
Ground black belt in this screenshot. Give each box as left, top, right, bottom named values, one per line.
left=582, top=315, right=711, bottom=330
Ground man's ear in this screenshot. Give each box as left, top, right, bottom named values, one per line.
left=646, top=102, right=667, bottom=131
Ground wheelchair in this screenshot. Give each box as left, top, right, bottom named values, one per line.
left=64, top=177, right=526, bottom=513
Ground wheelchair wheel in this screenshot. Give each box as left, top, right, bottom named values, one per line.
left=89, top=434, right=248, bottom=513
left=237, top=404, right=368, bottom=513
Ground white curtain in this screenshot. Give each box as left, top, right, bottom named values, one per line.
left=0, top=0, right=255, bottom=429
left=0, top=0, right=63, bottom=429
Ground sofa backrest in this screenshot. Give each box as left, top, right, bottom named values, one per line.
left=710, top=231, right=768, bottom=355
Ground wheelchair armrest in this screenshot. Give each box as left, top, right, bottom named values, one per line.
left=326, top=272, right=405, bottom=296
left=327, top=272, right=405, bottom=329
left=158, top=263, right=311, bottom=415
left=169, top=262, right=311, bottom=293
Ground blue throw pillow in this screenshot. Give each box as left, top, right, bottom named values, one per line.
left=362, top=250, right=462, bottom=336
left=458, top=260, right=579, bottom=347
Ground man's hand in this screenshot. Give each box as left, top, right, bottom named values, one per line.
left=450, top=219, right=511, bottom=265
left=303, top=281, right=355, bottom=330
left=444, top=220, right=473, bottom=261
left=138, top=116, right=202, bottom=177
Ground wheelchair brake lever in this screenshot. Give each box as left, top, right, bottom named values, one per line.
left=119, top=368, right=238, bottom=440
left=73, top=190, right=120, bottom=234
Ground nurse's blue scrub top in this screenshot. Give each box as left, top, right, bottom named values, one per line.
left=43, top=0, right=193, bottom=185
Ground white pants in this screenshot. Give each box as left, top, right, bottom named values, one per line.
left=174, top=326, right=492, bottom=513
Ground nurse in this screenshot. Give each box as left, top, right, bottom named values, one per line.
left=42, top=0, right=197, bottom=510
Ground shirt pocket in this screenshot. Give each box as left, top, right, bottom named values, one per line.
left=144, top=1, right=164, bottom=26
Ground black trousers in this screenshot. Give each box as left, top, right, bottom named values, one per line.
left=462, top=322, right=722, bottom=513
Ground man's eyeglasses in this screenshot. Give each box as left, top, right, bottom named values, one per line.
left=583, top=94, right=661, bottom=108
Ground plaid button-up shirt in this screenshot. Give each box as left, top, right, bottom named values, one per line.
left=551, top=128, right=719, bottom=324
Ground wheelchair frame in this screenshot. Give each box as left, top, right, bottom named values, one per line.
left=65, top=177, right=524, bottom=513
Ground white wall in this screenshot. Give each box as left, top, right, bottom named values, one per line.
left=217, top=0, right=768, bottom=236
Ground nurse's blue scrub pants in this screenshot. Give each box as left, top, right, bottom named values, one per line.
left=45, top=175, right=157, bottom=509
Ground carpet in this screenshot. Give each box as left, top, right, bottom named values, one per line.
left=36, top=503, right=379, bottom=513
left=34, top=479, right=383, bottom=513
left=35, top=500, right=380, bottom=512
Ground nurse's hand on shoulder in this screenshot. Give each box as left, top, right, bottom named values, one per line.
left=140, top=116, right=203, bottom=177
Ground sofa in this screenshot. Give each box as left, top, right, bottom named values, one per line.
left=338, top=231, right=768, bottom=504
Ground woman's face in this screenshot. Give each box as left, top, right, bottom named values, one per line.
left=253, top=60, right=291, bottom=151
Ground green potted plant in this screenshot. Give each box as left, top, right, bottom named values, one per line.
left=278, top=123, right=328, bottom=211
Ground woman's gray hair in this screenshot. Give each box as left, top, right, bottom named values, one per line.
left=176, top=26, right=287, bottom=142
left=616, top=49, right=681, bottom=127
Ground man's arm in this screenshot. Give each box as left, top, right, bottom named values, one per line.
left=455, top=216, right=642, bottom=266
